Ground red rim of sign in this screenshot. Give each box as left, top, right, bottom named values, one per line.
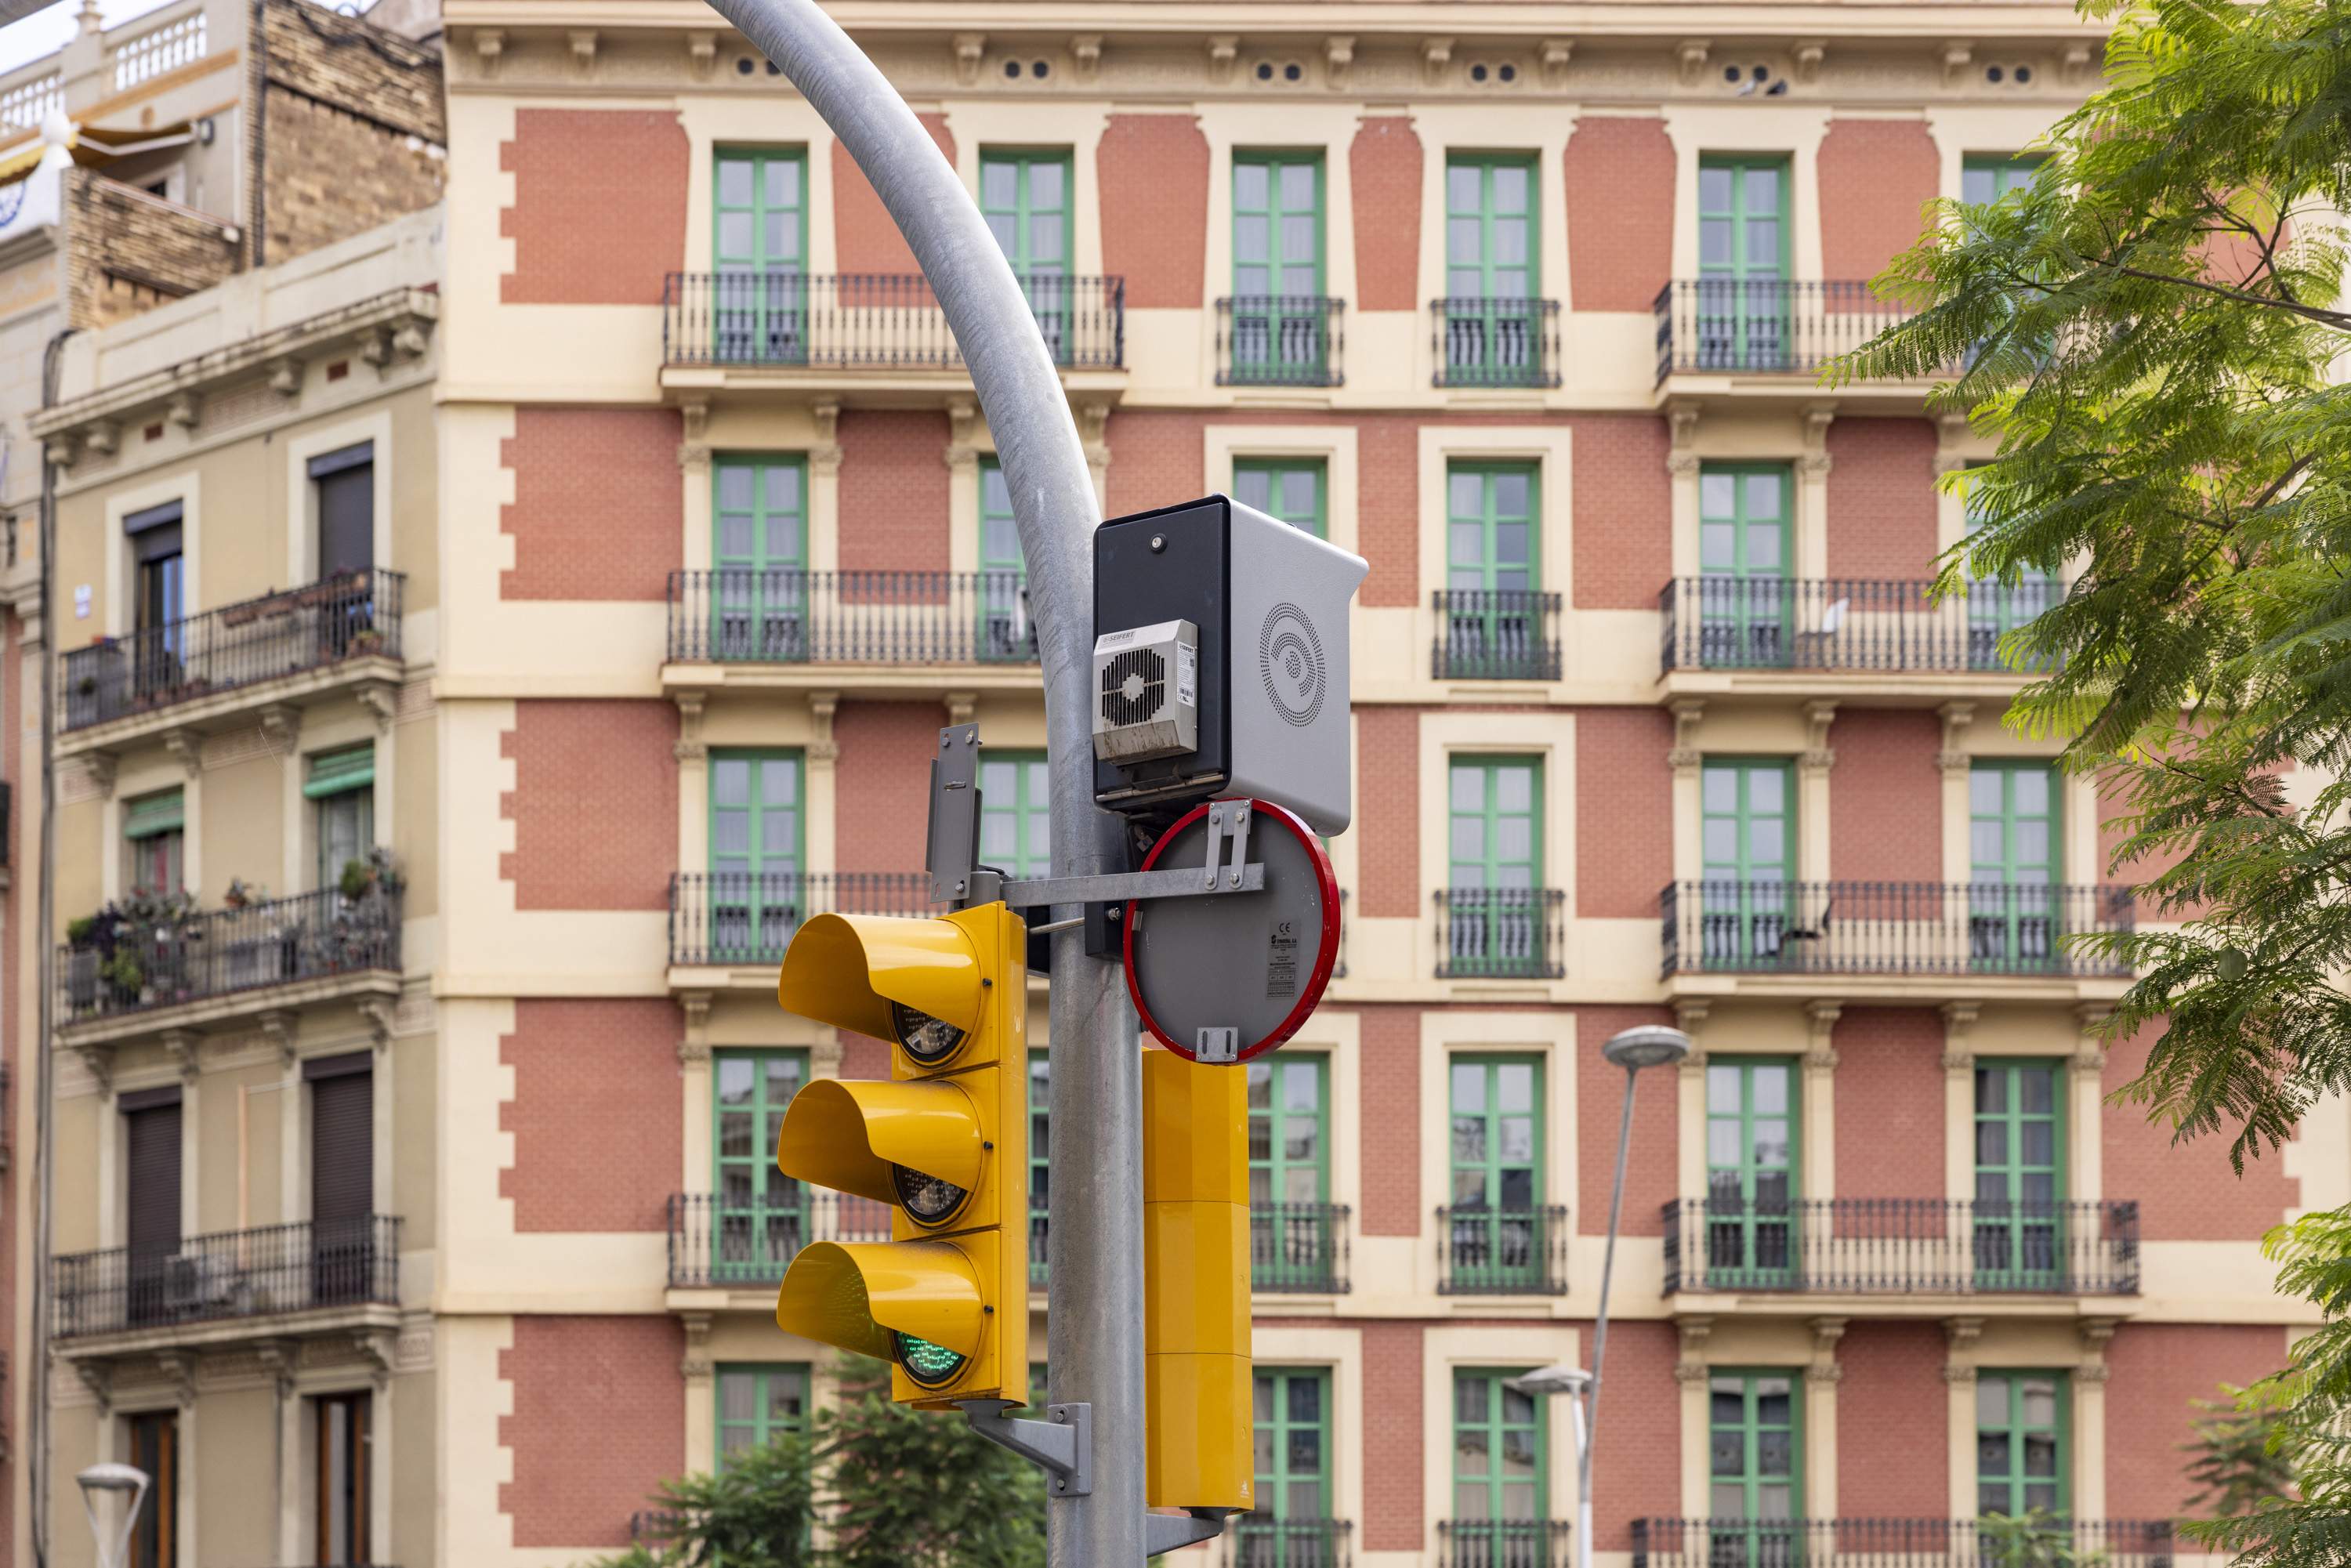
left=1124, top=796, right=1342, bottom=1063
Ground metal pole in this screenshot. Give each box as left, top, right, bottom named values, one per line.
left=1582, top=1063, right=1642, bottom=1568
left=688, top=4, right=1141, bottom=1564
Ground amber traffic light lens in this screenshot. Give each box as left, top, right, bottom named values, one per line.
left=891, top=1001, right=968, bottom=1064
left=893, top=1163, right=971, bottom=1226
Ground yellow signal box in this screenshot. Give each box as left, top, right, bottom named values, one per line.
left=1143, top=1048, right=1254, bottom=1510
left=770, top=904, right=1029, bottom=1410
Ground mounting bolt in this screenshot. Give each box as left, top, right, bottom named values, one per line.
left=1107, top=904, right=1122, bottom=921
left=1149, top=534, right=1166, bottom=552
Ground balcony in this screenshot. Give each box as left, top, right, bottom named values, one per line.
left=1660, top=881, right=2133, bottom=993
left=1436, top=1205, right=1570, bottom=1295
left=1433, top=590, right=1563, bottom=683
left=665, top=569, right=1038, bottom=687
left=1660, top=577, right=2063, bottom=694
left=1632, top=1519, right=2175, bottom=1568
left=661, top=270, right=1125, bottom=378
left=1215, top=296, right=1345, bottom=387
left=1223, top=1518, right=1353, bottom=1568
left=1439, top=1520, right=1572, bottom=1568
left=669, top=1191, right=1044, bottom=1295
left=1661, top=1198, right=2141, bottom=1298
left=1433, top=297, right=1560, bottom=389
left=1252, top=1202, right=1351, bottom=1295
left=56, top=569, right=403, bottom=751
left=57, top=883, right=403, bottom=1048
left=52, top=1215, right=400, bottom=1352
left=668, top=871, right=929, bottom=979
left=1436, top=889, right=1566, bottom=982
left=1652, top=279, right=1925, bottom=388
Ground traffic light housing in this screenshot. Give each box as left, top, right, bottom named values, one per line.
left=770, top=904, right=1029, bottom=1410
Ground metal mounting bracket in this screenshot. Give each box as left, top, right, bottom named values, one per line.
left=958, top=1399, right=1092, bottom=1497
left=1001, top=861, right=1265, bottom=911
left=1147, top=1508, right=1237, bottom=1556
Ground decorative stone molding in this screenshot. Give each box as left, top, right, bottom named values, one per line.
left=1667, top=400, right=1701, bottom=454
left=686, top=31, right=716, bottom=77
left=1675, top=39, right=1711, bottom=85
left=682, top=401, right=710, bottom=448
left=1069, top=34, right=1101, bottom=82
left=944, top=691, right=979, bottom=728
left=1936, top=701, right=1975, bottom=776
left=360, top=997, right=397, bottom=1050
left=1806, top=1316, right=1847, bottom=1382
left=76, top=1359, right=113, bottom=1414
left=74, top=1045, right=112, bottom=1097
left=1800, top=404, right=1837, bottom=475
left=44, top=433, right=79, bottom=469
left=166, top=392, right=199, bottom=430
left=161, top=1030, right=201, bottom=1081
left=1674, top=1316, right=1714, bottom=1382
left=1204, top=35, right=1237, bottom=84
left=255, top=1338, right=299, bottom=1401
left=1933, top=411, right=1972, bottom=474
left=811, top=400, right=843, bottom=476
left=161, top=727, right=201, bottom=777
left=83, top=418, right=118, bottom=455
left=944, top=397, right=980, bottom=473
left=1421, top=38, right=1454, bottom=85
left=1792, top=41, right=1825, bottom=81
left=84, top=750, right=117, bottom=799
left=1539, top=38, right=1573, bottom=87
left=1668, top=699, right=1705, bottom=773
left=258, top=702, right=300, bottom=754
left=952, top=34, right=985, bottom=86
left=156, top=1349, right=199, bottom=1406
left=567, top=29, right=597, bottom=70
left=356, top=681, right=397, bottom=733
left=1076, top=401, right=1112, bottom=469
left=270, top=357, right=303, bottom=397
left=1941, top=41, right=1973, bottom=87
left=679, top=991, right=713, bottom=1064
left=808, top=691, right=840, bottom=762
left=259, top=1009, right=295, bottom=1069
left=1943, top=1316, right=1983, bottom=1383
left=2075, top=1318, right=2117, bottom=1384
left=1804, top=1002, right=1841, bottom=1074
left=1942, top=1363, right=1977, bottom=1385
left=353, top=1328, right=396, bottom=1386
left=1324, top=35, right=1353, bottom=89
left=1800, top=700, right=1838, bottom=773
left=2061, top=42, right=2095, bottom=85
left=1940, top=1001, right=1979, bottom=1070
left=681, top=1312, right=715, bottom=1378
left=473, top=27, right=504, bottom=75
left=673, top=691, right=708, bottom=763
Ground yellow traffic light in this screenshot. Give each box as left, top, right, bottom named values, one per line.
left=771, top=905, right=1028, bottom=1409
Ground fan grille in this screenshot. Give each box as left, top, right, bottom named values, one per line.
left=1100, top=646, right=1167, bottom=728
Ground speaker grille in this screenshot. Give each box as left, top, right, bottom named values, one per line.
left=1100, top=646, right=1168, bottom=729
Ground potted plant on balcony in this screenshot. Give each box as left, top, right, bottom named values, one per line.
left=328, top=848, right=402, bottom=972
left=63, top=915, right=100, bottom=1012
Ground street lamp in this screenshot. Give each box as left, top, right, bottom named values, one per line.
left=77, top=1462, right=149, bottom=1568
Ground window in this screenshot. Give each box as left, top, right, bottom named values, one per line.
left=1230, top=154, right=1328, bottom=382
left=1248, top=1055, right=1331, bottom=1289
left=717, top=1363, right=809, bottom=1458
left=1962, top=460, right=2055, bottom=670
left=1700, top=760, right=1795, bottom=966
left=714, top=1051, right=807, bottom=1282
left=1232, top=458, right=1326, bottom=536
left=1454, top=1370, right=1545, bottom=1524
left=1447, top=1056, right=1545, bottom=1289
left=128, top=1407, right=179, bottom=1568
left=1708, top=1373, right=1801, bottom=1558
left=1027, top=1051, right=1049, bottom=1284
left=712, top=456, right=808, bottom=661
left=1696, top=464, right=1792, bottom=666
left=980, top=751, right=1051, bottom=878
left=306, top=1053, right=375, bottom=1305
left=980, top=151, right=1073, bottom=357
left=709, top=751, right=802, bottom=961
left=1446, top=758, right=1544, bottom=976
left=714, top=149, right=808, bottom=360
left=1250, top=1369, right=1330, bottom=1522
left=1969, top=764, right=2059, bottom=968
left=1962, top=156, right=2041, bottom=207
left=1704, top=1060, right=1798, bottom=1286
left=127, top=500, right=183, bottom=708
left=1973, top=1061, right=2064, bottom=1287
left=123, top=788, right=185, bottom=896
left=1441, top=463, right=1541, bottom=678
left=122, top=1086, right=183, bottom=1330
left=1977, top=1372, right=2067, bottom=1517
left=307, top=744, right=375, bottom=892
left=1696, top=156, right=1791, bottom=368
left=978, top=457, right=1031, bottom=662
left=315, top=1391, right=371, bottom=1566
left=309, top=442, right=374, bottom=579
left=1441, top=155, right=1541, bottom=381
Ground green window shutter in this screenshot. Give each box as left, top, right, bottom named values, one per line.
left=1976, top=1371, right=2069, bottom=1517
left=1695, top=463, right=1792, bottom=666
left=1703, top=1059, right=1799, bottom=1285
left=1968, top=762, right=2061, bottom=969
left=1230, top=154, right=1328, bottom=382
left=978, top=458, right=1031, bottom=662
left=712, top=149, right=809, bottom=361
left=1973, top=1061, right=2066, bottom=1287
left=708, top=751, right=804, bottom=961
left=1708, top=1372, right=1802, bottom=1544
left=1453, top=1369, right=1547, bottom=1524
left=980, top=751, right=1052, bottom=879
left=1027, top=1051, right=1050, bottom=1285
left=1962, top=156, right=2041, bottom=206
left=1442, top=463, right=1541, bottom=678
left=1233, top=459, right=1327, bottom=537
left=711, top=456, right=809, bottom=661
left=1446, top=1055, right=1546, bottom=1288
left=1444, top=155, right=1537, bottom=299
left=1248, top=1054, right=1331, bottom=1289
left=303, top=744, right=375, bottom=799
left=712, top=1049, right=808, bottom=1283
left=1252, top=1368, right=1330, bottom=1522
left=124, top=788, right=184, bottom=839
left=715, top=1361, right=810, bottom=1459
left=1696, top=156, right=1791, bottom=366
left=1699, top=759, right=1796, bottom=965
left=1446, top=758, right=1545, bottom=976
left=980, top=151, right=1074, bottom=361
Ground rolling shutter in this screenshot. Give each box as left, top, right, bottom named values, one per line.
left=122, top=1093, right=182, bottom=1258
left=310, top=444, right=375, bottom=578
left=308, top=1056, right=374, bottom=1226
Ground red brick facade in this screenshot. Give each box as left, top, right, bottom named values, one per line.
left=1354, top=708, right=1419, bottom=918
left=1565, top=118, right=1675, bottom=311
left=837, top=411, right=951, bottom=574
left=2103, top=1026, right=2298, bottom=1240
left=500, top=109, right=688, bottom=305
left=500, top=701, right=679, bottom=911
left=501, top=1316, right=687, bottom=1546
left=1824, top=418, right=1939, bottom=581
left=1098, top=115, right=1211, bottom=308
left=2104, top=1324, right=2288, bottom=1519
left=1588, top=1320, right=1683, bottom=1548
left=1575, top=1007, right=1679, bottom=1237
left=499, top=1000, right=683, bottom=1232
left=1355, top=413, right=1419, bottom=607
left=1349, top=117, right=1422, bottom=312
left=832, top=113, right=955, bottom=273
left=1575, top=708, right=1674, bottom=918
left=1831, top=1009, right=1947, bottom=1197
left=1106, top=408, right=1206, bottom=520
left=831, top=700, right=943, bottom=873
left=501, top=407, right=683, bottom=602
left=1357, top=1006, right=1421, bottom=1235
left=1828, top=709, right=1943, bottom=881
left=1360, top=1321, right=1425, bottom=1548
left=1817, top=118, right=1940, bottom=281
left=1838, top=1322, right=1951, bottom=1516
left=1570, top=415, right=1672, bottom=609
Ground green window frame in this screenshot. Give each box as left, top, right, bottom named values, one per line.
left=980, top=750, right=1052, bottom=879
left=1696, top=155, right=1791, bottom=368
left=307, top=744, right=376, bottom=892
left=716, top=1362, right=809, bottom=1459
left=1230, top=153, right=1328, bottom=382
left=712, top=1049, right=808, bottom=1283
left=1696, top=463, right=1793, bottom=667
left=1973, top=1060, right=2066, bottom=1288
left=1708, top=1371, right=1802, bottom=1552
left=978, top=457, right=1031, bottom=662
left=1969, top=762, right=2061, bottom=969
left=712, top=148, right=808, bottom=361
left=1453, top=1369, right=1545, bottom=1524
left=712, top=455, right=809, bottom=661
left=1446, top=1055, right=1546, bottom=1290
left=1446, top=757, right=1545, bottom=976
left=1251, top=1368, right=1331, bottom=1523
left=1962, top=156, right=2041, bottom=207
left=708, top=751, right=804, bottom=962
left=1976, top=1371, right=2069, bottom=1518
left=1962, top=460, right=2056, bottom=670
left=1027, top=1050, right=1050, bottom=1285
left=1699, top=759, right=1796, bottom=967
left=980, top=150, right=1074, bottom=360
left=1441, top=154, right=1541, bottom=383
left=1232, top=458, right=1327, bottom=537
left=1248, top=1054, right=1332, bottom=1291
left=1442, top=463, right=1543, bottom=679
left=1703, top=1059, right=1799, bottom=1287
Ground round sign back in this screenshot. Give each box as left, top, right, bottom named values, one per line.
left=1124, top=798, right=1339, bottom=1063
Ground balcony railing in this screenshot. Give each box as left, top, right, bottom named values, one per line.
left=1252, top=1202, right=1350, bottom=1294
left=1225, top=1518, right=1353, bottom=1568
left=1652, top=279, right=1922, bottom=380
left=1660, top=882, right=2133, bottom=980
left=1440, top=1520, right=1573, bottom=1568
left=1436, top=889, right=1566, bottom=980
left=1659, top=577, right=2062, bottom=674
left=1661, top=1197, right=2142, bottom=1296
left=60, top=885, right=403, bottom=1026
left=662, top=270, right=1125, bottom=370
left=53, top=1215, right=400, bottom=1338
left=1436, top=1204, right=1569, bottom=1295
left=60, top=569, right=404, bottom=733
left=1433, top=297, right=1561, bottom=388
left=1216, top=295, right=1345, bottom=386
left=1632, top=1519, right=2175, bottom=1568
left=1433, top=589, right=1563, bottom=682
left=666, top=1191, right=893, bottom=1287
left=667, top=569, right=1038, bottom=666
left=668, top=871, right=930, bottom=968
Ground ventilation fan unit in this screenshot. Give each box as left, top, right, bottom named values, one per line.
left=1092, top=618, right=1198, bottom=762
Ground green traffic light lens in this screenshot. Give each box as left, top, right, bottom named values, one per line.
left=891, top=1001, right=968, bottom=1065
left=892, top=1162, right=971, bottom=1226
left=894, top=1332, right=969, bottom=1388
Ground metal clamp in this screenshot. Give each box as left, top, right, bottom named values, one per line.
left=958, top=1399, right=1092, bottom=1497
left=1147, top=1509, right=1237, bottom=1556
left=1200, top=798, right=1252, bottom=890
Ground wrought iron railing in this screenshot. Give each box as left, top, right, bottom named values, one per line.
left=1652, top=279, right=1924, bottom=380
left=1659, top=577, right=2063, bottom=674
left=1433, top=589, right=1562, bottom=681
left=1661, top=1197, right=2141, bottom=1296
left=1225, top=1517, right=1353, bottom=1568
left=1440, top=1520, right=1573, bottom=1568
left=1436, top=889, right=1566, bottom=980
left=59, top=885, right=402, bottom=1025
left=1216, top=295, right=1345, bottom=386
left=1333, top=889, right=1349, bottom=980
left=667, top=569, right=1039, bottom=665
left=1252, top=1202, right=1350, bottom=1294
left=1630, top=1518, right=2175, bottom=1568
left=1436, top=1204, right=1569, bottom=1295
left=666, top=1192, right=892, bottom=1287
left=668, top=871, right=930, bottom=968
left=1660, top=881, right=2133, bottom=979
left=53, top=1215, right=400, bottom=1338
left=1433, top=298, right=1561, bottom=388
left=60, top=569, right=404, bottom=732
left=662, top=271, right=1125, bottom=370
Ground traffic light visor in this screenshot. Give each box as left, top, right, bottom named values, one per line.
left=777, top=914, right=985, bottom=1045
left=773, top=1077, right=986, bottom=1207
left=774, top=1239, right=988, bottom=1363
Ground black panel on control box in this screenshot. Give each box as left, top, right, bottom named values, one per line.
left=1093, top=496, right=1230, bottom=816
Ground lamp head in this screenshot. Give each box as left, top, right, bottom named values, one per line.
left=1602, top=1025, right=1691, bottom=1072
left=1506, top=1363, right=1593, bottom=1397
left=76, top=1464, right=145, bottom=1495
